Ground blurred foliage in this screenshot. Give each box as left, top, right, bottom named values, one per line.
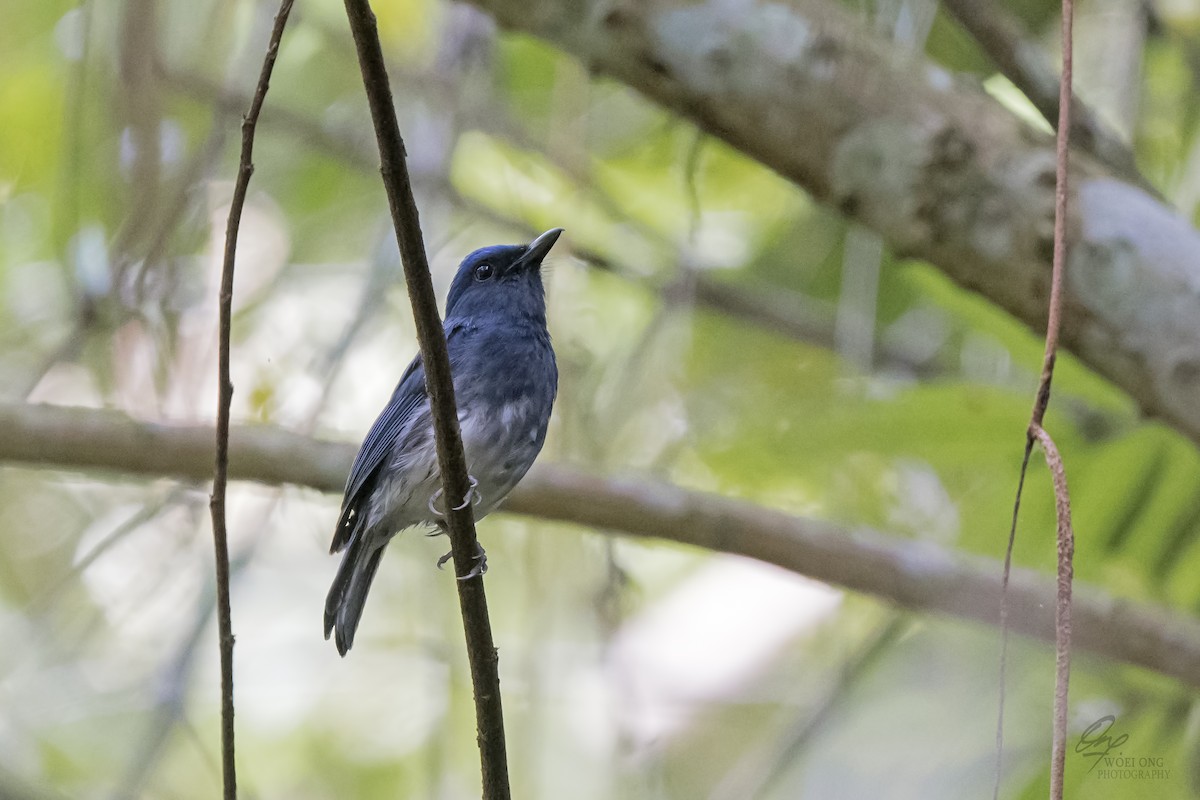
left=2, top=0, right=1200, bottom=798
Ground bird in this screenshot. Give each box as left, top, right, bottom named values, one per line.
left=324, top=228, right=562, bottom=656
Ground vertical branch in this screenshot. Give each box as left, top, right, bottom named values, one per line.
left=992, top=437, right=1032, bottom=799
left=1044, top=5, right=1076, bottom=796
left=210, top=2, right=295, bottom=798
left=340, top=2, right=511, bottom=798
left=994, top=0, right=1076, bottom=797
left=1037, top=0, right=1075, bottom=423
left=1033, top=425, right=1074, bottom=800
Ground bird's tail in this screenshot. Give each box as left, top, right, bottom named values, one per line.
left=324, top=532, right=386, bottom=656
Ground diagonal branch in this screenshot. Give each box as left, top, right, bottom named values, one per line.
left=339, top=1, right=509, bottom=796
left=463, top=0, right=1200, bottom=453
left=3, top=402, right=1200, bottom=690
left=210, top=2, right=294, bottom=797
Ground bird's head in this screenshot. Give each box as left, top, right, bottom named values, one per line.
left=445, top=228, right=563, bottom=321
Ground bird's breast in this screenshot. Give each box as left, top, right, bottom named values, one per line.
left=447, top=317, right=556, bottom=511
left=459, top=395, right=549, bottom=454
left=457, top=393, right=552, bottom=512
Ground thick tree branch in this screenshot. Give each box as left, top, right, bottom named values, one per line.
left=464, top=0, right=1200, bottom=450
left=3, top=402, right=1200, bottom=689
left=340, top=1, right=509, bottom=796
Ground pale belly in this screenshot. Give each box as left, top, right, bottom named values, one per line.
left=458, top=396, right=547, bottom=517
left=369, top=396, right=547, bottom=537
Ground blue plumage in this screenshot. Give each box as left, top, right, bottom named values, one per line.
left=325, top=229, right=562, bottom=655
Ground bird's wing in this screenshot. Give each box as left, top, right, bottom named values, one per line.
left=330, top=320, right=472, bottom=553
left=329, top=351, right=424, bottom=553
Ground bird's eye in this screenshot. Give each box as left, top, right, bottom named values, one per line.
left=474, top=263, right=494, bottom=281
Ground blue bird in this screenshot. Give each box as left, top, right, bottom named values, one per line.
left=325, top=228, right=562, bottom=655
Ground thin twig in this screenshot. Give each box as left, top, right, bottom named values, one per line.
left=4, top=403, right=1200, bottom=688
left=993, top=434, right=1031, bottom=799
left=1045, top=4, right=1076, bottom=795
left=994, top=0, right=1076, bottom=797
left=339, top=1, right=510, bottom=797
left=121, top=236, right=370, bottom=797
left=1044, top=0, right=1075, bottom=414
left=1033, top=425, right=1074, bottom=800
left=210, top=2, right=294, bottom=798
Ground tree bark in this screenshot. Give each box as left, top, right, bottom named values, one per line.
left=3, top=401, right=1200, bottom=688
left=465, top=0, right=1200, bottom=448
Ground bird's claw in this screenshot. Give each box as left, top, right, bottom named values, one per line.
left=436, top=542, right=488, bottom=581
left=451, top=480, right=479, bottom=511
left=427, top=475, right=482, bottom=518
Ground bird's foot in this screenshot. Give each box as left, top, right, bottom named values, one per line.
left=426, top=475, right=482, bottom=518
left=436, top=541, right=488, bottom=581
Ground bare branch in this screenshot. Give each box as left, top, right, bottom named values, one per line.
left=211, top=2, right=295, bottom=797
left=339, top=1, right=509, bottom=795
left=997, top=1, right=1077, bottom=794
left=1033, top=425, right=1075, bottom=800
left=3, top=402, right=1200, bottom=690
left=1047, top=7, right=1076, bottom=797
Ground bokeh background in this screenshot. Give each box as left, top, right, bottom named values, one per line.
left=2, top=0, right=1200, bottom=798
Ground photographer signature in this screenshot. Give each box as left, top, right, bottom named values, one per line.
left=1075, top=715, right=1129, bottom=774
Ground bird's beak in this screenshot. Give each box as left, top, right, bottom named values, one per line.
left=517, top=228, right=564, bottom=270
